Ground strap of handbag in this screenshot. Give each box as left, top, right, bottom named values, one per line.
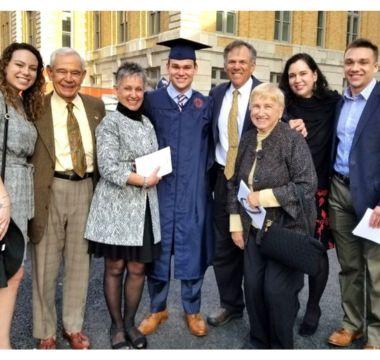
left=1, top=103, right=9, bottom=182
left=294, top=184, right=313, bottom=236
left=0, top=103, right=9, bottom=252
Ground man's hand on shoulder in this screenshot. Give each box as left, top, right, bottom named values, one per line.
left=288, top=118, right=308, bottom=138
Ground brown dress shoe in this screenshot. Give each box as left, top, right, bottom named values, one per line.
left=37, top=337, right=56, bottom=350
left=363, top=344, right=380, bottom=349
left=62, top=330, right=90, bottom=349
left=185, top=313, right=208, bottom=337
left=138, top=309, right=168, bottom=335
left=328, top=328, right=362, bottom=347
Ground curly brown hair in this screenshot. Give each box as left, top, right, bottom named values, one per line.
left=0, top=42, right=45, bottom=121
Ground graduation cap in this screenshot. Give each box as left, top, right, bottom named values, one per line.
left=157, top=37, right=211, bottom=61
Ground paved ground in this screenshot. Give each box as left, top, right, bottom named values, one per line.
left=10, top=245, right=365, bottom=350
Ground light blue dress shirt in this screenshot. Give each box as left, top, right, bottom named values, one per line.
left=166, top=83, right=192, bottom=108
left=334, top=79, right=376, bottom=176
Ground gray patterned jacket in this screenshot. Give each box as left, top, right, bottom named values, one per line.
left=0, top=92, right=36, bottom=242
left=85, top=111, right=161, bottom=246
left=227, top=121, right=317, bottom=241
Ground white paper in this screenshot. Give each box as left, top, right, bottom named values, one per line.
left=353, top=208, right=380, bottom=244
left=237, top=180, right=266, bottom=229
left=135, top=146, right=172, bottom=177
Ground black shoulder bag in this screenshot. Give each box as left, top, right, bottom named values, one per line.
left=0, top=103, right=25, bottom=288
left=260, top=185, right=325, bottom=276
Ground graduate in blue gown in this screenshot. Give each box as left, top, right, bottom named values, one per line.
left=139, top=38, right=215, bottom=337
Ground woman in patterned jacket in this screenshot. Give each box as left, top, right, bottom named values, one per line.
left=85, top=62, right=161, bottom=350
left=0, top=42, right=45, bottom=349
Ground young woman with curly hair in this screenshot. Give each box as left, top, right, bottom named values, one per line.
left=0, top=42, right=45, bottom=349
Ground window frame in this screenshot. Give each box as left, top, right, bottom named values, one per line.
left=117, top=11, right=128, bottom=43
left=274, top=11, right=292, bottom=42
left=148, top=11, right=161, bottom=36
left=62, top=11, right=72, bottom=48
left=316, top=11, right=326, bottom=47
left=94, top=11, right=101, bottom=49
left=346, top=11, right=360, bottom=45
left=216, top=11, right=237, bottom=35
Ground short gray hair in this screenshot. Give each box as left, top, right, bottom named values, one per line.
left=49, top=47, right=85, bottom=70
left=223, top=40, right=257, bottom=65
left=250, top=83, right=285, bottom=108
left=115, top=62, right=147, bottom=89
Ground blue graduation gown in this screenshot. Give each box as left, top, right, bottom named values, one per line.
left=143, top=88, right=214, bottom=281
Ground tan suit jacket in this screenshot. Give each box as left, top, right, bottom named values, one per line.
left=28, top=92, right=105, bottom=244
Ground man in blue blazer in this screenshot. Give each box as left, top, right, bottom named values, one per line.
left=328, top=38, right=380, bottom=349
left=207, top=40, right=261, bottom=327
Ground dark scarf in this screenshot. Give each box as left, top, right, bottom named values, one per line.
left=116, top=102, right=143, bottom=121
left=286, top=90, right=341, bottom=188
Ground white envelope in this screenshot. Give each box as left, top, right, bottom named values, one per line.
left=237, top=180, right=266, bottom=229
left=135, top=146, right=172, bottom=177
left=352, top=208, right=380, bottom=244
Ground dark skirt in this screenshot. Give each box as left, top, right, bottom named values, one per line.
left=314, top=188, right=334, bottom=250
left=88, top=198, right=161, bottom=263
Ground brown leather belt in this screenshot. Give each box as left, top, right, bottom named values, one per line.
left=54, top=171, right=94, bottom=181
left=333, top=171, right=350, bottom=186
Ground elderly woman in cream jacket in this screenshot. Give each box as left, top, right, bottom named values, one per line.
left=227, top=83, right=317, bottom=349
left=85, top=62, right=161, bottom=350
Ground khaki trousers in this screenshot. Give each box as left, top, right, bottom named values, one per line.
left=31, top=177, right=93, bottom=339
left=329, top=175, right=380, bottom=345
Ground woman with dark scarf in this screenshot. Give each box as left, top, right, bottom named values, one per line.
left=85, top=62, right=161, bottom=349
left=279, top=53, right=341, bottom=337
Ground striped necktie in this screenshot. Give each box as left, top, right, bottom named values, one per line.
left=224, top=89, right=240, bottom=180
left=66, top=102, right=87, bottom=177
left=177, top=93, right=187, bottom=111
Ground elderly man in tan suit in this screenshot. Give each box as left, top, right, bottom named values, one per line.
left=29, top=48, right=105, bottom=350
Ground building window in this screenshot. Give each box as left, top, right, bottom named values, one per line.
left=211, top=67, right=229, bottom=88
left=274, top=11, right=291, bottom=42
left=26, top=11, right=38, bottom=46
left=62, top=11, right=72, bottom=47
left=146, top=67, right=161, bottom=90
left=216, top=11, right=236, bottom=35
left=347, top=11, right=360, bottom=45
left=270, top=72, right=282, bottom=85
left=94, top=11, right=101, bottom=49
left=118, top=11, right=128, bottom=43
left=90, top=74, right=102, bottom=86
left=1, top=21, right=10, bottom=48
left=316, top=11, right=325, bottom=47
left=148, top=11, right=160, bottom=36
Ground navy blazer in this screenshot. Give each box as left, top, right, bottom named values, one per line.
left=209, top=76, right=261, bottom=152
left=332, top=81, right=380, bottom=218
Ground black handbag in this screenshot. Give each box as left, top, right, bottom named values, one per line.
left=0, top=103, right=25, bottom=288
left=259, top=185, right=325, bottom=276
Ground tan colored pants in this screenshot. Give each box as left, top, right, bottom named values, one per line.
left=31, top=177, right=93, bottom=339
left=329, top=175, right=380, bottom=346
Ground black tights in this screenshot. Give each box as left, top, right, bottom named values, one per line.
left=103, top=258, right=145, bottom=330
left=303, top=252, right=329, bottom=323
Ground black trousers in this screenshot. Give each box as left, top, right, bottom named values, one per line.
left=212, top=164, right=245, bottom=314
left=244, top=230, right=304, bottom=349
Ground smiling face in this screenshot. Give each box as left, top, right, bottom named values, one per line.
left=288, top=59, right=317, bottom=98
left=5, top=49, right=39, bottom=92
left=116, top=74, right=144, bottom=111
left=250, top=95, right=284, bottom=134
left=47, top=53, right=86, bottom=102
left=344, top=47, right=378, bottom=95
left=225, top=45, right=255, bottom=89
left=166, top=59, right=197, bottom=93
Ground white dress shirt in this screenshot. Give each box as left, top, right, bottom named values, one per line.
left=215, top=77, right=253, bottom=166
left=51, top=91, right=94, bottom=172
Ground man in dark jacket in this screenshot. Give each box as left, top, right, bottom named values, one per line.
left=328, top=38, right=380, bottom=350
